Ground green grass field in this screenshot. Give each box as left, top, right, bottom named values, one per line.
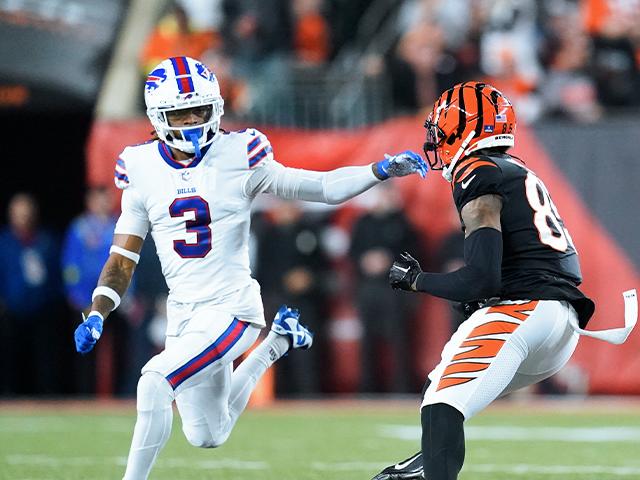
left=1, top=398, right=639, bottom=480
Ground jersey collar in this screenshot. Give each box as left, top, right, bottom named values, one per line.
left=157, top=141, right=211, bottom=169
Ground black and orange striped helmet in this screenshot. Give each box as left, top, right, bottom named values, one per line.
left=423, top=82, right=516, bottom=181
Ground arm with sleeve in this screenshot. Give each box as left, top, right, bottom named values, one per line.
left=414, top=164, right=504, bottom=302
left=243, top=159, right=382, bottom=204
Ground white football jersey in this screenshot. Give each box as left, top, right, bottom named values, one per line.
left=114, top=128, right=276, bottom=327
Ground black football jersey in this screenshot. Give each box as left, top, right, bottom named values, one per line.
left=451, top=151, right=594, bottom=326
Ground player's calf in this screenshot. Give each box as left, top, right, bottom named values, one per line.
left=422, top=403, right=465, bottom=480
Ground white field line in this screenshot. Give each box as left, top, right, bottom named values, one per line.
left=380, top=424, right=640, bottom=442
left=467, top=464, right=640, bottom=476
left=5, top=454, right=267, bottom=470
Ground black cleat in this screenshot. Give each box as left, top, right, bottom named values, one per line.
left=371, top=451, right=424, bottom=479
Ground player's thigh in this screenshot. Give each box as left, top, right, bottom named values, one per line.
left=502, top=301, right=579, bottom=394
left=175, top=362, right=233, bottom=440
left=142, top=310, right=261, bottom=393
left=422, top=300, right=564, bottom=419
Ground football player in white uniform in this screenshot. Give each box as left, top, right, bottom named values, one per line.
left=73, top=56, right=428, bottom=479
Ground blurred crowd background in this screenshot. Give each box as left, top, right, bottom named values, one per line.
left=0, top=0, right=639, bottom=399
left=135, top=0, right=640, bottom=127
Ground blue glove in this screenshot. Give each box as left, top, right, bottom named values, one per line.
left=375, top=150, right=428, bottom=180
left=74, top=312, right=104, bottom=355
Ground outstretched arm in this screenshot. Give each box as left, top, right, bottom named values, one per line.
left=74, top=233, right=143, bottom=354
left=389, top=194, right=503, bottom=302
left=244, top=151, right=427, bottom=204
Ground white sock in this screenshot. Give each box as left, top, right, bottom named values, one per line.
left=123, top=372, right=174, bottom=480
left=227, top=332, right=289, bottom=421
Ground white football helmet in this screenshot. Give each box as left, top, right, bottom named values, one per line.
left=144, top=56, right=224, bottom=155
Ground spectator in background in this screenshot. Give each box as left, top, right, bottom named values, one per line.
left=141, top=1, right=217, bottom=75
left=479, top=0, right=544, bottom=123
left=175, top=0, right=225, bottom=35
left=62, top=186, right=116, bottom=394
left=254, top=200, right=331, bottom=395
left=582, top=0, right=640, bottom=107
left=328, top=0, right=371, bottom=52
left=0, top=193, right=64, bottom=395
left=201, top=45, right=250, bottom=118
left=292, top=0, right=332, bottom=65
left=62, top=186, right=116, bottom=315
left=61, top=186, right=134, bottom=395
left=221, top=0, right=294, bottom=122
left=386, top=22, right=447, bottom=113
left=383, top=0, right=482, bottom=114
left=222, top=0, right=292, bottom=65
left=349, top=183, right=421, bottom=393
left=540, top=2, right=602, bottom=122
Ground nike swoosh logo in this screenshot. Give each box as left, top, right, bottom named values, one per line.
left=393, top=266, right=410, bottom=273
left=461, top=174, right=477, bottom=189
left=394, top=453, right=421, bottom=470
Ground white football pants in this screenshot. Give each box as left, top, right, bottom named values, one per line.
left=122, top=306, right=288, bottom=480
left=422, top=300, right=579, bottom=419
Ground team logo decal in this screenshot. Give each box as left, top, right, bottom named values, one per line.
left=146, top=67, right=167, bottom=91
left=195, top=62, right=216, bottom=82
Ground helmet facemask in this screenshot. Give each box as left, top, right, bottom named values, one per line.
left=149, top=100, right=224, bottom=157
left=423, top=118, right=446, bottom=171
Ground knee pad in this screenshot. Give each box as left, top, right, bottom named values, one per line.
left=136, top=372, right=174, bottom=412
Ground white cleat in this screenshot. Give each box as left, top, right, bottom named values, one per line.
left=270, top=304, right=313, bottom=350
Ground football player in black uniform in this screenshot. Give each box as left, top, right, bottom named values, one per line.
left=371, top=82, right=596, bottom=480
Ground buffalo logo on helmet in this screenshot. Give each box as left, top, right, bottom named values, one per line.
left=145, top=67, right=167, bottom=92
left=195, top=62, right=216, bottom=82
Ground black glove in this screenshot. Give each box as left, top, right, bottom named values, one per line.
left=389, top=252, right=422, bottom=291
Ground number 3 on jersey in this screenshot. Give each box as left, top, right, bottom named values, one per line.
left=524, top=173, right=575, bottom=252
left=169, top=196, right=212, bottom=258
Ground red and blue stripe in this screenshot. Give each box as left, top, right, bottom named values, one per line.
left=166, top=318, right=249, bottom=389
left=170, top=56, right=194, bottom=94
left=114, top=158, right=129, bottom=187
left=247, top=133, right=273, bottom=168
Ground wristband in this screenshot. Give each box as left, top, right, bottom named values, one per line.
left=375, top=159, right=390, bottom=180
left=110, top=245, right=140, bottom=264
left=87, top=310, right=104, bottom=321
left=92, top=286, right=121, bottom=310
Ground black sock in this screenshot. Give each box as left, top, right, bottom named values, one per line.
left=421, top=403, right=465, bottom=480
